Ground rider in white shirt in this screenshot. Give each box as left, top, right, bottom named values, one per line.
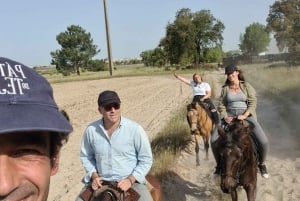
left=174, top=72, right=219, bottom=124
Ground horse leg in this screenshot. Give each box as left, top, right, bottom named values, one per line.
left=195, top=135, right=200, bottom=166
left=230, top=189, right=238, bottom=201
left=201, top=135, right=209, bottom=160
left=146, top=174, right=162, bottom=201
left=244, top=185, right=256, bottom=201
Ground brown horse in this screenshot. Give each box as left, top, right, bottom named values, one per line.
left=216, top=120, right=257, bottom=201
left=187, top=101, right=214, bottom=166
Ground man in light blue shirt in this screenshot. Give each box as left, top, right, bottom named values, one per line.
left=77, top=90, right=153, bottom=201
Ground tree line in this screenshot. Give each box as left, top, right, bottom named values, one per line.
left=50, top=0, right=300, bottom=75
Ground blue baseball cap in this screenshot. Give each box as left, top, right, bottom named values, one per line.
left=0, top=57, right=73, bottom=134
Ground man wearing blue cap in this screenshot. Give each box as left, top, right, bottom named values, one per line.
left=77, top=90, right=153, bottom=201
left=0, top=57, right=73, bottom=201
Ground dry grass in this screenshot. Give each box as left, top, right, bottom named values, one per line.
left=242, top=63, right=300, bottom=131
left=150, top=107, right=191, bottom=175
left=242, top=62, right=300, bottom=101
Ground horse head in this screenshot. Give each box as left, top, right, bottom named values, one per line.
left=187, top=106, right=199, bottom=133
left=187, top=102, right=206, bottom=132
left=217, top=119, right=254, bottom=194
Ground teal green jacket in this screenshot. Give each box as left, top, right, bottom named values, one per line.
left=217, top=81, right=257, bottom=121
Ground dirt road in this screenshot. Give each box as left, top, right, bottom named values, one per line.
left=48, top=72, right=300, bottom=201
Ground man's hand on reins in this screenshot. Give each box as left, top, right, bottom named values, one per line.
left=91, top=172, right=104, bottom=190
left=117, top=178, right=133, bottom=191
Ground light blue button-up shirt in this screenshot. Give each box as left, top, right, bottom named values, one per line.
left=80, top=116, right=153, bottom=184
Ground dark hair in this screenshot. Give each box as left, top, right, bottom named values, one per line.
left=49, top=132, right=70, bottom=166
left=49, top=109, right=71, bottom=166
left=224, top=69, right=246, bottom=85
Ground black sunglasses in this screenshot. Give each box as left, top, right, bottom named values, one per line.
left=104, top=103, right=120, bottom=111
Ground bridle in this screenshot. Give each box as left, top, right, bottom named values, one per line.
left=220, top=138, right=247, bottom=185
left=190, top=105, right=209, bottom=126
left=221, top=156, right=246, bottom=185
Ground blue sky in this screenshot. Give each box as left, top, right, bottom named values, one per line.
left=1, top=0, right=276, bottom=66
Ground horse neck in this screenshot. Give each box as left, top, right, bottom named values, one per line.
left=236, top=135, right=257, bottom=173
left=196, top=106, right=209, bottom=121
left=242, top=136, right=257, bottom=162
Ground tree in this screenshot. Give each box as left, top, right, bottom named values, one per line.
left=140, top=49, right=154, bottom=67
left=51, top=25, right=100, bottom=75
left=239, top=23, right=271, bottom=56
left=205, top=46, right=224, bottom=63
left=192, top=10, right=225, bottom=64
left=140, top=48, right=167, bottom=67
left=159, top=8, right=195, bottom=65
left=267, top=0, right=300, bottom=65
left=87, top=59, right=108, bottom=72
left=159, top=8, right=225, bottom=65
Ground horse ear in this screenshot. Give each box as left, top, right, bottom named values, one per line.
left=241, top=120, right=255, bottom=133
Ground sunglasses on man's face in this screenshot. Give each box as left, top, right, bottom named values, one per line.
left=104, top=103, right=120, bottom=111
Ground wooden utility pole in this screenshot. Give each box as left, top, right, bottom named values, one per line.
left=103, top=0, right=113, bottom=76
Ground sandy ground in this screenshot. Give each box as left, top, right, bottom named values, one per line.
left=48, top=72, right=300, bottom=201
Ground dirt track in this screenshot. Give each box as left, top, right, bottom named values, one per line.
left=49, top=72, right=300, bottom=201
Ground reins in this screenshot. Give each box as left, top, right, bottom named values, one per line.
left=220, top=125, right=250, bottom=185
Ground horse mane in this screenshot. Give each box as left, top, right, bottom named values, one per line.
left=218, top=120, right=254, bottom=160
left=217, top=119, right=258, bottom=199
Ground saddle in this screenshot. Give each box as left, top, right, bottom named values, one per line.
left=80, top=182, right=140, bottom=201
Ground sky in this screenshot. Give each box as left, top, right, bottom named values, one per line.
left=1, top=0, right=277, bottom=66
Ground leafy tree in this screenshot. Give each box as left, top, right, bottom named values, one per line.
left=140, top=50, right=154, bottom=66
left=205, top=46, right=224, bottom=63
left=267, top=0, right=300, bottom=65
left=140, top=48, right=166, bottom=67
left=87, top=59, right=108, bottom=72
left=192, top=10, right=225, bottom=64
left=51, top=25, right=100, bottom=75
left=239, top=23, right=271, bottom=56
left=159, top=8, right=225, bottom=65
left=159, top=8, right=195, bottom=65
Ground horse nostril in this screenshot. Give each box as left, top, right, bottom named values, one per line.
left=221, top=185, right=229, bottom=194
